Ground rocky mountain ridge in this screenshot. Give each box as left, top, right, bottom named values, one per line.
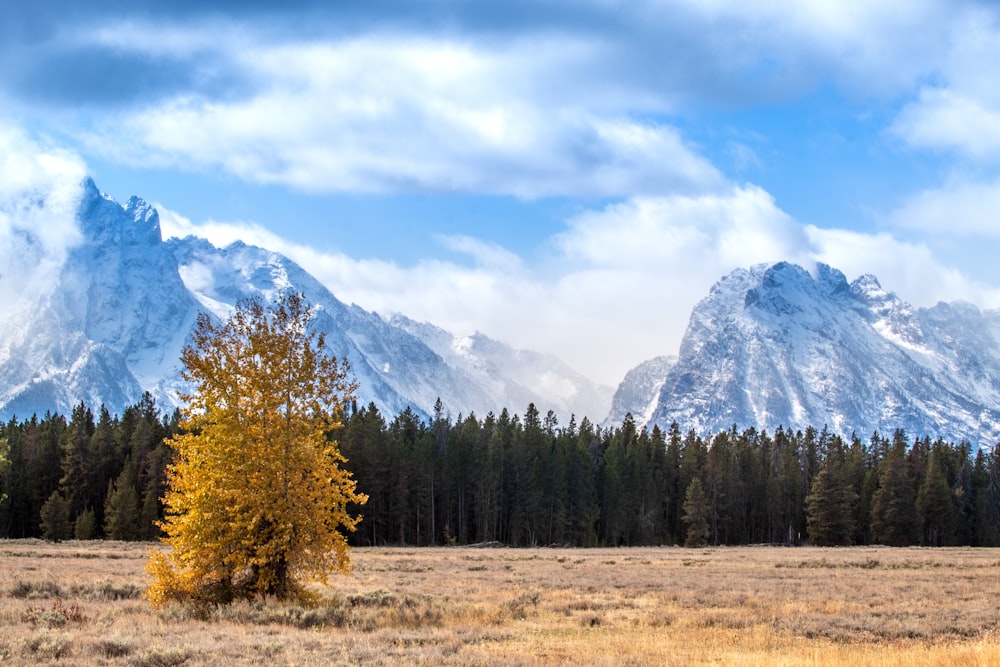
left=612, top=262, right=1000, bottom=447
left=0, top=179, right=609, bottom=422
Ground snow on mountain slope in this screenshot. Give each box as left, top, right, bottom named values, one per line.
left=388, top=314, right=613, bottom=420
left=604, top=355, right=677, bottom=428
left=0, top=179, right=609, bottom=423
left=167, top=235, right=503, bottom=419
left=8, top=180, right=995, bottom=443
left=0, top=179, right=193, bottom=416
left=630, top=262, right=1000, bottom=447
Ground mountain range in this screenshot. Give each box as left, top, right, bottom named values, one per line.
left=611, top=261, right=1000, bottom=447
left=0, top=180, right=610, bottom=422
left=2, top=180, right=999, bottom=447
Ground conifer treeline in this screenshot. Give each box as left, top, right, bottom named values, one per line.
left=3, top=395, right=1000, bottom=547
left=339, top=401, right=1000, bottom=548
left=0, top=395, right=178, bottom=541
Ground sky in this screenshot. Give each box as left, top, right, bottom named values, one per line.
left=2, top=0, right=1000, bottom=386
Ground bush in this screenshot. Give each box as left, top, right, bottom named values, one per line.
left=9, top=580, right=61, bottom=599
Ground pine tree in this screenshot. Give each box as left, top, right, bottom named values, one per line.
left=105, top=462, right=142, bottom=541
left=805, top=442, right=856, bottom=546
left=972, top=449, right=999, bottom=546
left=140, top=487, right=162, bottom=540
left=40, top=490, right=71, bottom=542
left=61, top=403, right=95, bottom=519
left=916, top=446, right=957, bottom=546
left=600, top=423, right=626, bottom=546
left=663, top=422, right=683, bottom=543
left=870, top=437, right=918, bottom=546
left=0, top=434, right=8, bottom=513
left=706, top=430, right=739, bottom=545
left=31, top=415, right=66, bottom=535
left=987, top=448, right=1000, bottom=546
left=565, top=416, right=598, bottom=546
left=146, top=293, right=367, bottom=607
left=769, top=426, right=805, bottom=545
left=341, top=403, right=391, bottom=546
left=88, top=405, right=121, bottom=533
left=75, top=508, right=98, bottom=540
left=950, top=444, right=976, bottom=545
left=2, top=422, right=33, bottom=538
left=682, top=477, right=710, bottom=548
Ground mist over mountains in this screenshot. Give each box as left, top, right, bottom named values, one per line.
left=2, top=180, right=999, bottom=448
left=0, top=180, right=610, bottom=422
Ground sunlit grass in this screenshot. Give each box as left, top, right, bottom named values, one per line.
left=1, top=540, right=999, bottom=665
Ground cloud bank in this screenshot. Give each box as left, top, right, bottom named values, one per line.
left=160, top=186, right=1000, bottom=386
left=4, top=0, right=988, bottom=201
left=0, top=125, right=86, bottom=340
left=4, top=1, right=1000, bottom=385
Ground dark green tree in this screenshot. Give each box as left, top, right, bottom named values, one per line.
left=663, top=422, right=683, bottom=543
left=74, top=508, right=98, bottom=540
left=805, top=440, right=856, bottom=546
left=39, top=490, right=71, bottom=542
left=61, top=402, right=95, bottom=519
left=104, top=460, right=143, bottom=541
left=870, top=435, right=918, bottom=546
left=565, top=416, right=599, bottom=546
left=971, top=449, right=1000, bottom=546
left=916, top=445, right=958, bottom=546
left=1, top=422, right=33, bottom=537
left=682, top=477, right=710, bottom=548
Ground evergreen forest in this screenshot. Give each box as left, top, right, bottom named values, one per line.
left=3, top=395, right=1000, bottom=548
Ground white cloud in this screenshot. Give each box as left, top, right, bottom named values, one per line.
left=808, top=226, right=1000, bottom=309
left=888, top=178, right=1000, bottom=237
left=85, top=34, right=722, bottom=198
left=670, top=0, right=954, bottom=95
left=0, top=124, right=86, bottom=332
left=556, top=186, right=812, bottom=268
left=886, top=4, right=1000, bottom=162
left=48, top=1, right=998, bottom=204
left=160, top=182, right=1000, bottom=386
left=158, top=205, right=279, bottom=249
left=437, top=235, right=524, bottom=273
left=891, top=88, right=1000, bottom=160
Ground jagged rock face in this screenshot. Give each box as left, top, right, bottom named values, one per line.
left=629, top=261, right=1000, bottom=447
left=170, top=237, right=465, bottom=419
left=605, top=355, right=677, bottom=428
left=0, top=179, right=609, bottom=422
left=9, top=179, right=997, bottom=442
left=0, top=179, right=177, bottom=416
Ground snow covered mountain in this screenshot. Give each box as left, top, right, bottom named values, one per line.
left=605, top=355, right=677, bottom=429
left=388, top=314, right=612, bottom=422
left=615, top=262, right=1000, bottom=447
left=0, top=179, right=198, bottom=417
left=8, top=181, right=998, bottom=445
left=0, top=179, right=608, bottom=422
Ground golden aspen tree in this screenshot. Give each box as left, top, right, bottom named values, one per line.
left=146, top=293, right=366, bottom=608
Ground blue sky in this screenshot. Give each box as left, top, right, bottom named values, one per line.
left=2, top=0, right=1000, bottom=385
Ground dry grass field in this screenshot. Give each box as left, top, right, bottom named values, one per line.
left=2, top=541, right=1000, bottom=665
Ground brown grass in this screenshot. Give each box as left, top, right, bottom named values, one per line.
left=2, top=540, right=1000, bottom=665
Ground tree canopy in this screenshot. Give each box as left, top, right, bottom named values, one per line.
left=146, top=293, right=366, bottom=608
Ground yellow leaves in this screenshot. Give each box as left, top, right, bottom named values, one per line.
left=147, top=293, right=366, bottom=608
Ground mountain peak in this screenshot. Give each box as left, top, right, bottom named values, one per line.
left=77, top=179, right=163, bottom=248
left=629, top=261, right=1000, bottom=447
left=125, top=196, right=162, bottom=245
left=850, top=273, right=887, bottom=301
left=2, top=181, right=611, bottom=421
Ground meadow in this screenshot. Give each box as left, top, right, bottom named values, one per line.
left=1, top=540, right=999, bottom=665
